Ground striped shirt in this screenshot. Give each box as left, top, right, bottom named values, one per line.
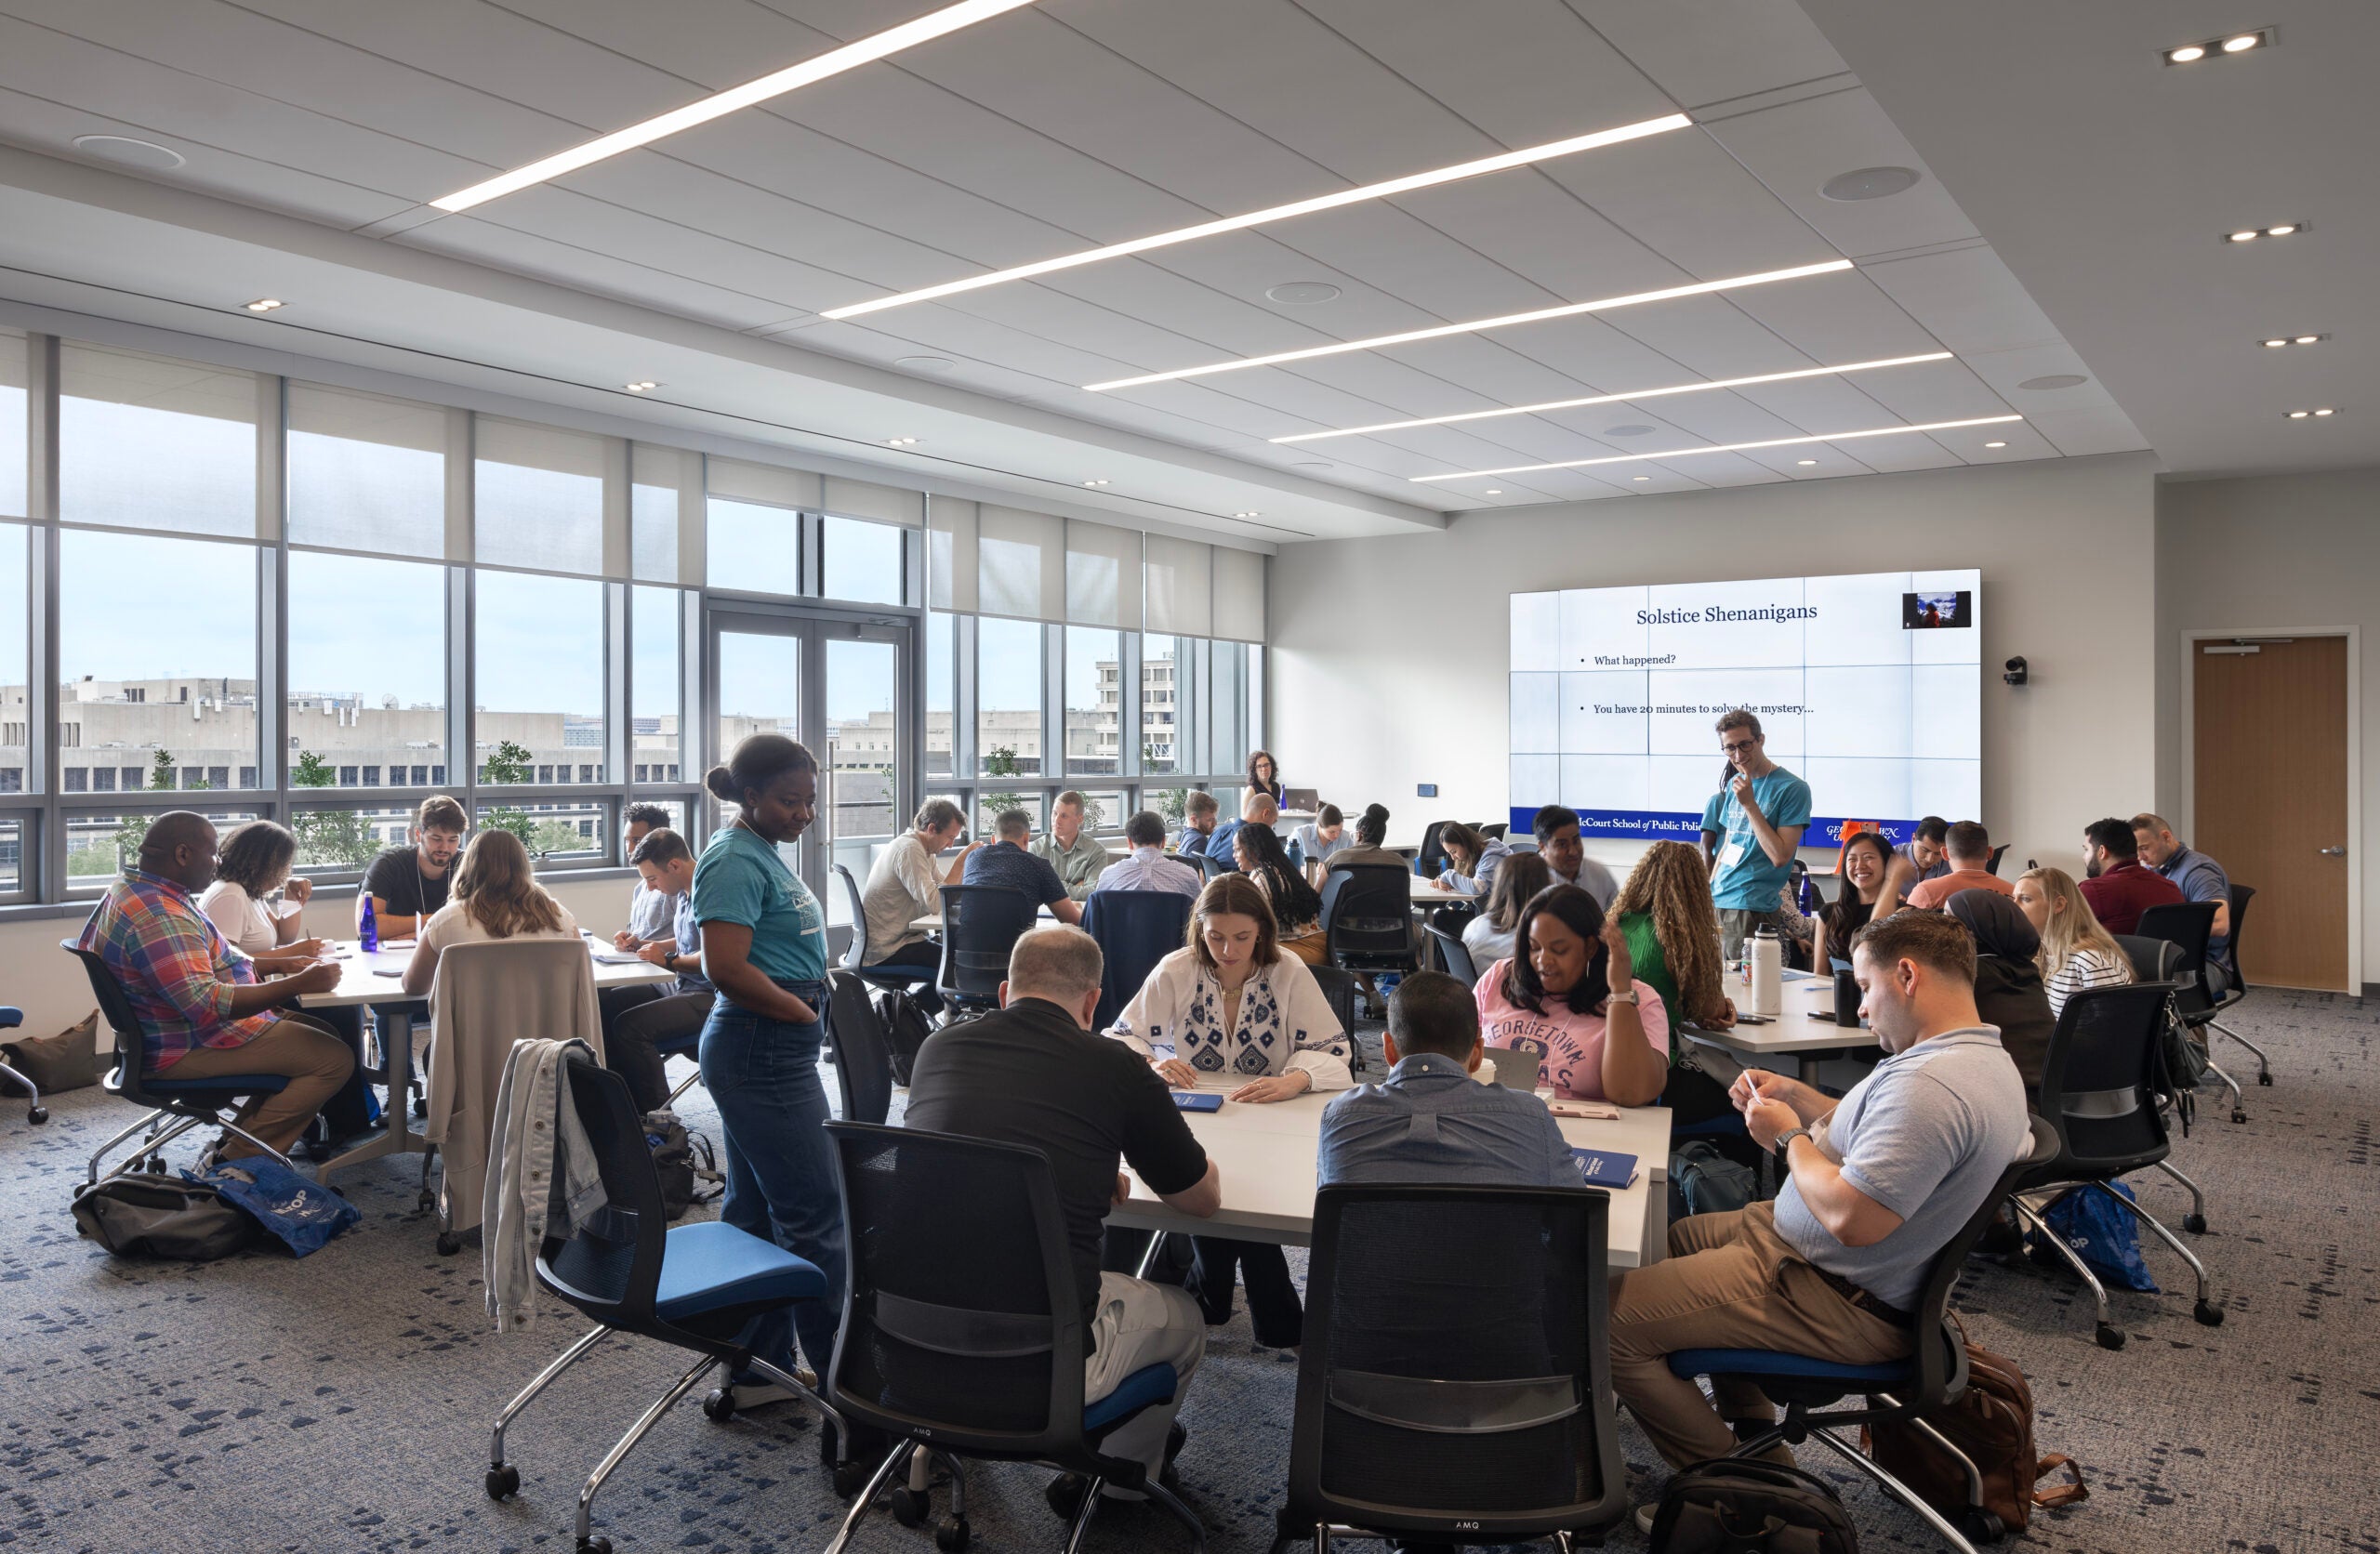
left=2043, top=945, right=2132, bottom=1018
left=76, top=868, right=280, bottom=1071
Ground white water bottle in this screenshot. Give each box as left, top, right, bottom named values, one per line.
left=1749, top=926, right=1782, bottom=1018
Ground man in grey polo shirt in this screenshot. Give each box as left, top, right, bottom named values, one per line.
left=1606, top=910, right=2028, bottom=1470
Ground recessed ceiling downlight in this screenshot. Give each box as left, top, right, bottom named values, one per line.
left=2018, top=374, right=2087, bottom=390
left=1606, top=424, right=1657, bottom=438
left=895, top=355, right=956, bottom=371
left=1265, top=282, right=1342, bottom=306
left=73, top=134, right=186, bottom=170
left=1819, top=165, right=1922, bottom=202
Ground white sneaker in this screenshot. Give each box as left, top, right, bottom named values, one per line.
left=1634, top=1503, right=1658, bottom=1536
left=726, top=1367, right=816, bottom=1409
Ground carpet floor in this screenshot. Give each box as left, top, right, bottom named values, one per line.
left=1, top=989, right=2373, bottom=1553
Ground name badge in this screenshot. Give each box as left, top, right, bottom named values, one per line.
left=1716, top=840, right=1747, bottom=870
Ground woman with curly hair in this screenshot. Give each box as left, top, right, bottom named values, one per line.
left=1609, top=840, right=1748, bottom=1135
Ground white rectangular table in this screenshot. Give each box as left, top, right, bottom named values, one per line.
left=1683, top=971, right=1879, bottom=1083
left=300, top=936, right=674, bottom=1180
left=1105, top=1082, right=1672, bottom=1269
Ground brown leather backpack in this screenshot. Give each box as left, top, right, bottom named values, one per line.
left=1867, top=1319, right=2086, bottom=1533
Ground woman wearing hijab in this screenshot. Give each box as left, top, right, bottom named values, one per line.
left=1943, top=887, right=2057, bottom=1094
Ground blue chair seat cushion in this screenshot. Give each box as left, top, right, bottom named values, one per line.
left=149, top=1072, right=292, bottom=1098
left=1083, top=1363, right=1179, bottom=1434
left=655, top=1220, right=827, bottom=1322
left=0, top=1006, right=20, bottom=1030
left=1667, top=1349, right=1915, bottom=1386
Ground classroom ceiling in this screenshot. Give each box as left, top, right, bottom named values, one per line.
left=3, top=0, right=2301, bottom=542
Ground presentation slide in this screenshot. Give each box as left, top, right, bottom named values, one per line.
left=1510, top=569, right=1981, bottom=845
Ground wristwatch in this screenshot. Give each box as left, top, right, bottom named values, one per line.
left=1774, top=1126, right=1814, bottom=1155
left=1606, top=988, right=1639, bottom=1007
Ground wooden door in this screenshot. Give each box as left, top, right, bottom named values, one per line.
left=2193, top=636, right=2350, bottom=991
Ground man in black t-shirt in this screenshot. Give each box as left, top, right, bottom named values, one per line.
left=905, top=926, right=1220, bottom=1492
left=358, top=795, right=468, bottom=939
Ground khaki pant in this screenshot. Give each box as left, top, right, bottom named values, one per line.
left=162, top=1012, right=356, bottom=1159
left=1608, top=1201, right=1911, bottom=1468
left=1084, top=1272, right=1206, bottom=1486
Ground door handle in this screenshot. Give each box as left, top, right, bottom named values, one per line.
left=2320, top=846, right=2346, bottom=856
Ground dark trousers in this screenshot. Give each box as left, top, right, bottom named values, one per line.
left=1188, top=1236, right=1304, bottom=1349
left=312, top=1005, right=374, bottom=1139
left=600, top=982, right=709, bottom=1115
left=862, top=938, right=944, bottom=1016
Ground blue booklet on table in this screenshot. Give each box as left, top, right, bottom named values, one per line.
left=1570, top=1148, right=1640, bottom=1190
left=1174, top=1091, right=1224, bottom=1113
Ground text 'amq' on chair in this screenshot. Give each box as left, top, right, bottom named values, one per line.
left=819, top=1121, right=1205, bottom=1554
left=2008, top=980, right=2225, bottom=1350
left=63, top=939, right=296, bottom=1182
left=483, top=1052, right=847, bottom=1554
left=1278, top=1181, right=1629, bottom=1553
left=1665, top=1118, right=2059, bottom=1554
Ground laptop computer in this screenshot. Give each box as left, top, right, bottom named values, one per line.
left=1282, top=786, right=1320, bottom=813
left=1482, top=1046, right=1544, bottom=1090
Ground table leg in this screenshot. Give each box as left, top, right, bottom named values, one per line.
left=318, top=1004, right=425, bottom=1179
left=1798, top=1054, right=1827, bottom=1086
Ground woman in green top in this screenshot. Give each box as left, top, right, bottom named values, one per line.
left=694, top=734, right=840, bottom=1416
left=1609, top=840, right=1744, bottom=1139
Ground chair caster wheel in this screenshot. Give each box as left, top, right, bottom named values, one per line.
left=2256, top=1072, right=2272, bottom=1086
left=2230, top=1108, right=2247, bottom=1124
left=576, top=1538, right=612, bottom=1554
left=1960, top=1507, right=2004, bottom=1543
left=2095, top=1322, right=2125, bottom=1351
left=485, top=1463, right=519, bottom=1500
left=26, top=1106, right=46, bottom=1125
left=2194, top=1298, right=2225, bottom=1326
left=413, top=1095, right=429, bottom=1117
left=891, top=1485, right=930, bottom=1526
left=935, top=1513, right=972, bottom=1551
left=702, top=1388, right=736, bottom=1423
left=146, top=1156, right=170, bottom=1173
left=417, top=1191, right=435, bottom=1213
left=832, top=1459, right=870, bottom=1497
left=436, top=1231, right=462, bottom=1256
left=2183, top=1212, right=2207, bottom=1235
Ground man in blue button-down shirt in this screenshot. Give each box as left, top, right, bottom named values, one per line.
left=1318, top=970, right=1576, bottom=1188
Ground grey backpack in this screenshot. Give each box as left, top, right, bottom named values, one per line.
left=72, top=1174, right=261, bottom=1261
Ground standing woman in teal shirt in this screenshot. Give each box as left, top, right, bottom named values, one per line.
left=694, top=734, right=842, bottom=1413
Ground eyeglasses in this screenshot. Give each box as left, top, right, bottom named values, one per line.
left=1721, top=739, right=1759, bottom=755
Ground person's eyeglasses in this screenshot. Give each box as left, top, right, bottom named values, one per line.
left=1721, top=739, right=1758, bottom=755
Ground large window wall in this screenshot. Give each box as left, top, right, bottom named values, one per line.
left=0, top=327, right=1267, bottom=906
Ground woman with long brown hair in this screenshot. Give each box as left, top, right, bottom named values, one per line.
left=1244, top=748, right=1284, bottom=805
left=1608, top=840, right=1751, bottom=1136
left=400, top=828, right=577, bottom=994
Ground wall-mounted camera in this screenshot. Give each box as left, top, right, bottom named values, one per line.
left=2003, top=656, right=2029, bottom=687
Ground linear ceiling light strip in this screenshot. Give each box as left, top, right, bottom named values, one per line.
left=1408, top=414, right=2024, bottom=481
left=1084, top=259, right=1854, bottom=391
left=1272, top=351, right=1953, bottom=443
left=821, top=112, right=1692, bottom=320
left=431, top=0, right=1043, bottom=213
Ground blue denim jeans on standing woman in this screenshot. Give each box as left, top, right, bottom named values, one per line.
left=699, top=980, right=843, bottom=1378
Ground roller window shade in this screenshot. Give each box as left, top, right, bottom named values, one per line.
left=978, top=504, right=1064, bottom=622
left=286, top=382, right=449, bottom=560
left=0, top=328, right=20, bottom=519
left=1064, top=520, right=1142, bottom=629
left=474, top=416, right=606, bottom=574
left=631, top=443, right=702, bottom=584
left=930, top=498, right=977, bottom=613
left=822, top=476, right=923, bottom=527
left=59, top=342, right=261, bottom=538
left=1212, top=545, right=1266, bottom=642
left=1143, top=533, right=1211, bottom=638
left=707, top=457, right=821, bottom=510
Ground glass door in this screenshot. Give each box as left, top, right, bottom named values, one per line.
left=706, top=607, right=909, bottom=946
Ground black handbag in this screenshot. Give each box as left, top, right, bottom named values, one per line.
left=71, top=1174, right=262, bottom=1261
left=1649, top=1457, right=1858, bottom=1553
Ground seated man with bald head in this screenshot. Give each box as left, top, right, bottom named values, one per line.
left=1206, top=790, right=1279, bottom=876
left=903, top=926, right=1222, bottom=1504
left=76, top=810, right=353, bottom=1161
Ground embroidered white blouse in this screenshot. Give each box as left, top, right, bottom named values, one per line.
left=1106, top=947, right=1354, bottom=1090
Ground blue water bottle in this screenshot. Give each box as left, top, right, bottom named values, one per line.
left=359, top=892, right=378, bottom=954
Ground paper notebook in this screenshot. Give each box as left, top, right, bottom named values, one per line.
left=1570, top=1148, right=1642, bottom=1190
left=1173, top=1091, right=1224, bottom=1113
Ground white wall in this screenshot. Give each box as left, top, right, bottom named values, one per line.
left=1271, top=453, right=2160, bottom=882
left=2157, top=468, right=2380, bottom=984
left=2, top=873, right=639, bottom=1057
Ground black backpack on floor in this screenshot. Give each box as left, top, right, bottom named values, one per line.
left=1649, top=1457, right=1858, bottom=1553
left=868, top=985, right=940, bottom=1086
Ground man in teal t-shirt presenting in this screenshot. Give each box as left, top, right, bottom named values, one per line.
left=1708, top=708, right=1812, bottom=958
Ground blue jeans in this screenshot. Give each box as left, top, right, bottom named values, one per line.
left=699, top=982, right=844, bottom=1377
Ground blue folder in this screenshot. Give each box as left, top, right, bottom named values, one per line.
left=1173, top=1091, right=1224, bottom=1113
left=1569, top=1148, right=1638, bottom=1190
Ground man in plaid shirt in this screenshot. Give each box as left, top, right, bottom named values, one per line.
left=77, top=811, right=352, bottom=1160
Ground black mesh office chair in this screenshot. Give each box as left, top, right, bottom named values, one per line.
left=822, top=971, right=893, bottom=1126
left=833, top=863, right=934, bottom=994
left=819, top=1123, right=1203, bottom=1554
left=0, top=1007, right=46, bottom=1124
left=1424, top=924, right=1479, bottom=987
left=1279, top=1183, right=1628, bottom=1550
left=1082, top=890, right=1194, bottom=1033
left=1413, top=821, right=1451, bottom=879
left=1197, top=849, right=1236, bottom=880
left=64, top=940, right=297, bottom=1182
left=1478, top=822, right=1507, bottom=841
left=2007, top=982, right=2225, bottom=1350
left=2146, top=887, right=2268, bottom=1091
left=1669, top=1118, right=2058, bottom=1554
left=484, top=1053, right=846, bottom=1553
left=1320, top=863, right=1421, bottom=983
left=2130, top=901, right=2249, bottom=1124
left=934, top=885, right=1040, bottom=1015
left=1985, top=843, right=2009, bottom=876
